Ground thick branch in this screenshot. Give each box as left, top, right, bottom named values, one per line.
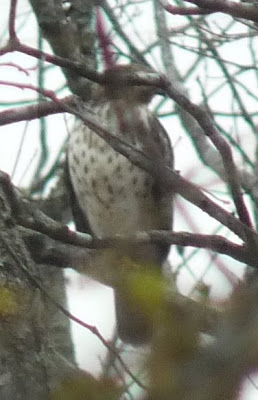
left=183, top=0, right=258, bottom=21
left=28, top=0, right=95, bottom=98
left=0, top=177, right=76, bottom=398
left=0, top=171, right=257, bottom=269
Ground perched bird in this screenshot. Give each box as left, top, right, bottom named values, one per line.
left=67, top=64, right=174, bottom=345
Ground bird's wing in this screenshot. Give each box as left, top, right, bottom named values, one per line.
left=145, top=113, right=174, bottom=169
left=64, top=155, right=94, bottom=235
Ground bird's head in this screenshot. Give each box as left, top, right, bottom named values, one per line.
left=103, top=64, right=162, bottom=104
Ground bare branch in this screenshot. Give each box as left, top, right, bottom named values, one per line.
left=0, top=171, right=257, bottom=269
left=163, top=4, right=210, bottom=15
left=8, top=0, right=18, bottom=40
left=28, top=0, right=95, bottom=98
left=172, top=0, right=258, bottom=21
left=0, top=96, right=74, bottom=126
left=161, top=77, right=253, bottom=230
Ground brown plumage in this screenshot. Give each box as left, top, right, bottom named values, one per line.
left=67, top=65, right=174, bottom=344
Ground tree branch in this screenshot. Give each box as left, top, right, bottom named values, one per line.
left=0, top=171, right=257, bottom=270
left=164, top=0, right=258, bottom=21
left=0, top=96, right=74, bottom=126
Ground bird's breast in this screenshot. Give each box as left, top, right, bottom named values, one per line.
left=68, top=123, right=159, bottom=237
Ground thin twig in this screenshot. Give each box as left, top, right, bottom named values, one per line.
left=8, top=0, right=18, bottom=40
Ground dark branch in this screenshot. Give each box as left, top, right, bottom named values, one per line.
left=0, top=171, right=257, bottom=269
left=183, top=0, right=258, bottom=21
left=0, top=96, right=74, bottom=126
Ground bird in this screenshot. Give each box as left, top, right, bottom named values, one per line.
left=67, top=64, right=174, bottom=345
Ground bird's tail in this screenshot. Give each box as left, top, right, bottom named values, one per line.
left=114, top=290, right=153, bottom=345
